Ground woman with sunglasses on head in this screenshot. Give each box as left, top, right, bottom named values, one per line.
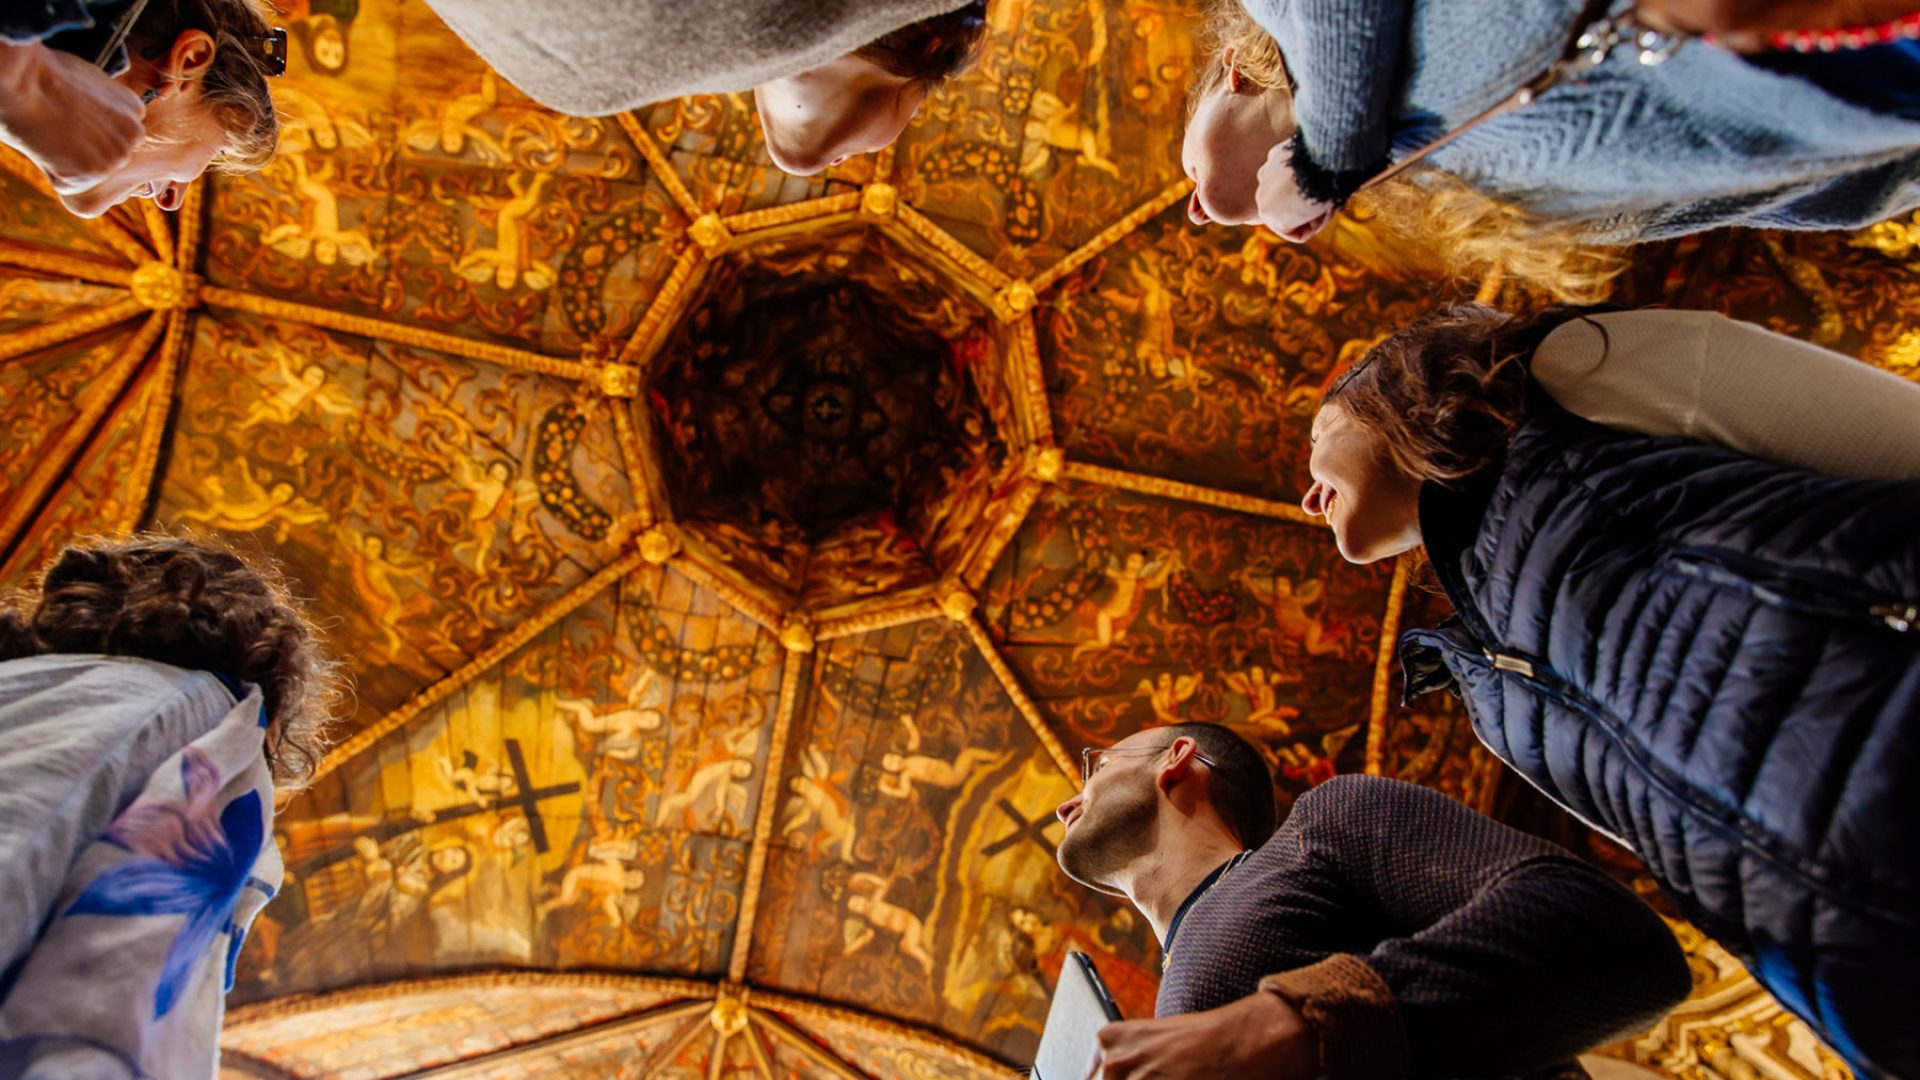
left=1181, top=0, right=1920, bottom=300
left=421, top=0, right=987, bottom=177
left=1300, top=303, right=1920, bottom=1078
left=0, top=0, right=283, bottom=218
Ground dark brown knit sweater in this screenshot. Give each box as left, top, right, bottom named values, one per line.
left=1155, top=775, right=1690, bottom=1079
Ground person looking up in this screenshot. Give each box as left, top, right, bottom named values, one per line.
left=421, top=0, right=987, bottom=176
left=1054, top=721, right=1689, bottom=1078
left=0, top=0, right=284, bottom=217
left=1304, top=304, right=1920, bottom=1078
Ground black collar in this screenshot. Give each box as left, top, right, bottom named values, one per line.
left=1161, top=850, right=1251, bottom=971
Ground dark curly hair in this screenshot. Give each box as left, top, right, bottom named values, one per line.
left=0, top=535, right=341, bottom=788
left=1324, top=303, right=1599, bottom=484
left=854, top=0, right=989, bottom=85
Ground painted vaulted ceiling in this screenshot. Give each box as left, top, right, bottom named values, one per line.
left=3, top=0, right=1918, bottom=1075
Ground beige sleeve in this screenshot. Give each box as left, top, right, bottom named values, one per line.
left=1532, top=310, right=1920, bottom=480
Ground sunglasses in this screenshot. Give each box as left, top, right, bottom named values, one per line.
left=1080, top=742, right=1217, bottom=785
left=95, top=0, right=290, bottom=78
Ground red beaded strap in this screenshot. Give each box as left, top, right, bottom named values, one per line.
left=1743, top=10, right=1920, bottom=52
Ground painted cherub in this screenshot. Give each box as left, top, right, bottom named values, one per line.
left=782, top=747, right=856, bottom=860
left=455, top=172, right=556, bottom=291
left=1068, top=550, right=1174, bottom=659
left=554, top=665, right=665, bottom=762
left=1222, top=665, right=1301, bottom=736
left=437, top=749, right=519, bottom=809
left=653, top=720, right=761, bottom=831
left=844, top=873, right=935, bottom=976
left=175, top=459, right=328, bottom=542
left=261, top=154, right=378, bottom=267
left=537, top=834, right=647, bottom=926
left=402, top=72, right=507, bottom=162
left=236, top=342, right=356, bottom=431
left=1135, top=672, right=1203, bottom=726
left=876, top=714, right=1011, bottom=800
left=1235, top=566, right=1344, bottom=659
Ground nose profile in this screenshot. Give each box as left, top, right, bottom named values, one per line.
left=1056, top=792, right=1083, bottom=824
left=1301, top=481, right=1327, bottom=518
left=1188, top=191, right=1210, bottom=225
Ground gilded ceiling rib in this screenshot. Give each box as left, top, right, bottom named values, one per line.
left=960, top=476, right=1047, bottom=592
left=1008, top=315, right=1055, bottom=448
left=0, top=311, right=164, bottom=569
left=405, top=1000, right=713, bottom=1079
left=0, top=149, right=154, bottom=267
left=1060, top=460, right=1320, bottom=526
left=115, top=308, right=194, bottom=536
left=721, top=190, right=863, bottom=237
left=606, top=403, right=657, bottom=530
left=137, top=201, right=174, bottom=268
left=749, top=987, right=1013, bottom=1077
left=894, top=204, right=1013, bottom=291
left=307, top=549, right=648, bottom=784
left=750, top=1010, right=871, bottom=1080
left=638, top=1011, right=716, bottom=1077
left=198, top=286, right=599, bottom=383
left=671, top=545, right=788, bottom=632
left=728, top=652, right=810, bottom=984
left=618, top=246, right=707, bottom=368
left=1364, top=556, right=1412, bottom=777
left=0, top=297, right=144, bottom=367
left=1026, top=179, right=1195, bottom=297
left=616, top=113, right=705, bottom=219
left=813, top=596, right=945, bottom=642
left=741, top=1020, right=778, bottom=1080
left=0, top=241, right=132, bottom=288
left=957, top=609, right=1079, bottom=784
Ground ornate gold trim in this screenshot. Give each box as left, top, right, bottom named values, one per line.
left=617, top=112, right=705, bottom=219
left=1364, top=557, right=1411, bottom=776
left=200, top=287, right=596, bottom=382
left=1027, top=179, right=1192, bottom=296
left=0, top=297, right=144, bottom=366
left=307, top=550, right=647, bottom=784
left=1061, top=460, right=1320, bottom=525
left=958, top=610, right=1077, bottom=783
left=728, top=652, right=810, bottom=982
left=0, top=240, right=132, bottom=287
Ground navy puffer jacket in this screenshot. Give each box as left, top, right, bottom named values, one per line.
left=1399, top=392, right=1920, bottom=1079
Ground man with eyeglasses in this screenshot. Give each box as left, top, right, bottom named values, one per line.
left=1053, top=722, right=1690, bottom=1079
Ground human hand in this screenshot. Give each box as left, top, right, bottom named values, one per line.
left=0, top=41, right=146, bottom=194
left=1255, top=140, right=1336, bottom=244
left=1082, top=989, right=1319, bottom=1080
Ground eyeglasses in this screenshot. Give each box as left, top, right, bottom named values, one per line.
left=94, top=0, right=290, bottom=77
left=1080, top=742, right=1216, bottom=785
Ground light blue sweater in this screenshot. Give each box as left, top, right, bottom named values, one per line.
left=1246, top=0, right=1920, bottom=240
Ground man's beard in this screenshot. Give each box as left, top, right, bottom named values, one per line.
left=1056, top=781, right=1158, bottom=893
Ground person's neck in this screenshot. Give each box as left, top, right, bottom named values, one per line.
left=1123, top=822, right=1245, bottom=945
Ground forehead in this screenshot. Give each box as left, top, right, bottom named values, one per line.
left=1111, top=729, right=1164, bottom=751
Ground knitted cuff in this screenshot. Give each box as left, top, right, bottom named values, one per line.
left=1258, top=954, right=1410, bottom=1080
left=1287, top=133, right=1384, bottom=208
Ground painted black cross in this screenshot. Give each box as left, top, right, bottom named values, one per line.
left=981, top=797, right=1058, bottom=858
left=292, top=738, right=580, bottom=877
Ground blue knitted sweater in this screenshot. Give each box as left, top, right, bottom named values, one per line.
left=1245, top=0, right=1920, bottom=239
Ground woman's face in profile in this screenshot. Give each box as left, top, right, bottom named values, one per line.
left=755, top=55, right=929, bottom=176
left=1301, top=403, right=1424, bottom=564
left=1181, top=50, right=1297, bottom=227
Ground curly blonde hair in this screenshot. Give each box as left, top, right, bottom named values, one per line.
left=0, top=535, right=342, bottom=788
left=1189, top=0, right=1625, bottom=303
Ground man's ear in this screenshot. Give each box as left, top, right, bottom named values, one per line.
left=163, top=29, right=217, bottom=90
left=1154, top=736, right=1201, bottom=795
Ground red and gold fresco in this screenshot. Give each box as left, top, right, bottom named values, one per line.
left=4, top=0, right=1919, bottom=1073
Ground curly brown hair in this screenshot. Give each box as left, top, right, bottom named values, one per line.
left=1324, top=303, right=1596, bottom=483
left=0, top=535, right=341, bottom=788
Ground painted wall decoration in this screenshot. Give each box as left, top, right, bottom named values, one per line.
left=2, top=0, right=1915, bottom=1072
